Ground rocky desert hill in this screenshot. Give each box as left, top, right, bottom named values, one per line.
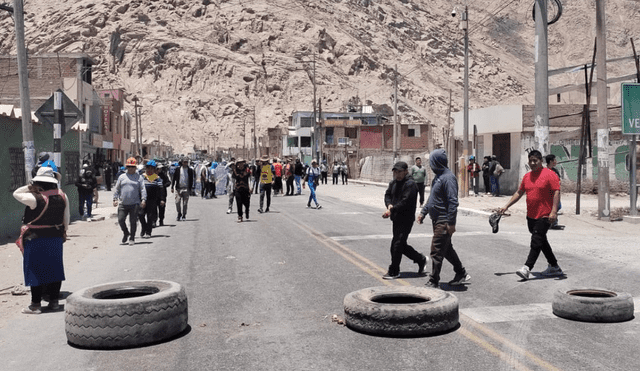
left=1, top=0, right=640, bottom=154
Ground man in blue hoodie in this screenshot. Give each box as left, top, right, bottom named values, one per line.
left=382, top=161, right=428, bottom=280
left=417, top=149, right=471, bottom=287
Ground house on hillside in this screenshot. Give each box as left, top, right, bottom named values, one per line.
left=452, top=104, right=632, bottom=195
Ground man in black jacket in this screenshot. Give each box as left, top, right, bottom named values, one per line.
left=171, top=157, right=195, bottom=221
left=381, top=161, right=428, bottom=280
left=156, top=163, right=171, bottom=226
left=75, top=168, right=97, bottom=220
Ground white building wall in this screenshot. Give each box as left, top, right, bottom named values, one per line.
left=453, top=105, right=523, bottom=136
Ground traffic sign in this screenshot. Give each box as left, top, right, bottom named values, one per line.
left=621, top=83, right=640, bottom=135
left=35, top=89, right=83, bottom=135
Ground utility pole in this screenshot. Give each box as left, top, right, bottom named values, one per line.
left=253, top=106, right=257, bottom=159
left=462, top=6, right=469, bottom=198
left=242, top=116, right=246, bottom=157
left=534, top=0, right=550, bottom=156
left=312, top=51, right=318, bottom=161
left=132, top=96, right=140, bottom=157
left=318, top=97, right=323, bottom=162
left=11, top=1, right=35, bottom=180
left=393, top=64, right=398, bottom=163
left=596, top=0, right=610, bottom=220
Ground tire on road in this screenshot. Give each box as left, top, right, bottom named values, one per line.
left=552, top=288, right=634, bottom=323
left=65, top=280, right=188, bottom=349
left=343, top=286, right=458, bottom=336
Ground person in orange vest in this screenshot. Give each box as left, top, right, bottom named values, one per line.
left=258, top=155, right=275, bottom=213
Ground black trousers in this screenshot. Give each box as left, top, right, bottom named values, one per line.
left=416, top=182, right=425, bottom=205
left=259, top=183, right=272, bottom=210
left=286, top=176, right=294, bottom=195
left=524, top=217, right=558, bottom=269
left=139, top=200, right=158, bottom=235
left=483, top=175, right=491, bottom=194
left=429, top=221, right=465, bottom=284
left=235, top=189, right=251, bottom=217
left=31, top=281, right=62, bottom=304
left=389, top=220, right=423, bottom=274
left=321, top=172, right=328, bottom=184
left=332, top=173, right=339, bottom=184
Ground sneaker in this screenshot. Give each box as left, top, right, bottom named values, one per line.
left=316, top=204, right=322, bottom=209
left=258, top=208, right=264, bottom=213
left=122, top=232, right=130, bottom=244
left=307, top=203, right=311, bottom=208
left=245, top=211, right=249, bottom=220
left=159, top=220, right=164, bottom=226
left=181, top=216, right=186, bottom=221
left=382, top=271, right=400, bottom=280
left=541, top=265, right=563, bottom=276
left=449, top=271, right=471, bottom=286
left=238, top=216, right=243, bottom=223
left=265, top=208, right=270, bottom=213
left=22, top=303, right=42, bottom=314
left=128, top=238, right=135, bottom=246
left=176, top=216, right=181, bottom=221
left=417, top=255, right=428, bottom=275
left=47, top=300, right=60, bottom=311
left=227, top=209, right=232, bottom=214
left=516, top=265, right=530, bottom=280
left=425, top=280, right=439, bottom=288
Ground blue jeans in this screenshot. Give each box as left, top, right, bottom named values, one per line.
left=307, top=181, right=318, bottom=206
left=79, top=193, right=93, bottom=217
left=294, top=175, right=302, bottom=194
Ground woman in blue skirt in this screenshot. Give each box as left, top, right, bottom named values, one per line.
left=13, top=161, right=69, bottom=314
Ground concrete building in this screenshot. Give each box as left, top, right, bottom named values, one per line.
left=452, top=104, right=632, bottom=195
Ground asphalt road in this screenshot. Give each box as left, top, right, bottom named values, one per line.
left=1, top=189, right=639, bottom=371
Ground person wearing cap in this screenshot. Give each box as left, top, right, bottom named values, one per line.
left=258, top=155, right=275, bottom=213
left=232, top=158, right=251, bottom=222
left=382, top=161, right=428, bottom=280
left=155, top=162, right=171, bottom=226
left=410, top=157, right=428, bottom=207
left=417, top=149, right=471, bottom=287
left=75, top=165, right=98, bottom=220
left=171, top=157, right=195, bottom=221
left=302, top=159, right=322, bottom=209
left=113, top=157, right=147, bottom=245
left=139, top=160, right=165, bottom=238
left=467, top=155, right=481, bottom=197
left=13, top=162, right=69, bottom=314
left=340, top=161, right=349, bottom=185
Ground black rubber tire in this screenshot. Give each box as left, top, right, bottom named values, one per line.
left=552, top=288, right=634, bottom=323
left=65, top=280, right=188, bottom=349
left=343, top=286, right=458, bottom=336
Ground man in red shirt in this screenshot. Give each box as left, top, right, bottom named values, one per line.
left=273, top=158, right=284, bottom=195
left=499, top=150, right=563, bottom=280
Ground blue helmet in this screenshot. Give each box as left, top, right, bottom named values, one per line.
left=469, top=155, right=475, bottom=160
left=41, top=159, right=58, bottom=172
left=146, top=160, right=157, bottom=168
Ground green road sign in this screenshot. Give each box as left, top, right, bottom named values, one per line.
left=622, top=83, right=640, bottom=135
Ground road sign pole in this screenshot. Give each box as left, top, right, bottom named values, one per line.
left=631, top=135, right=637, bottom=216
left=53, top=91, right=63, bottom=168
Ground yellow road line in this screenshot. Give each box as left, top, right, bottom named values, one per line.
left=289, top=216, right=563, bottom=371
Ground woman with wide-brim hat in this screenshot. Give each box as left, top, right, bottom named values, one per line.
left=13, top=161, right=70, bottom=314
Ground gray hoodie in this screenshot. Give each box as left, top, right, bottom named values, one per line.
left=419, top=149, right=458, bottom=226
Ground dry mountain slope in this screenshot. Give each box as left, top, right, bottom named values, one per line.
left=1, top=0, right=639, bottom=154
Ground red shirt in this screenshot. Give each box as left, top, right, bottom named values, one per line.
left=274, top=163, right=283, bottom=177
left=518, top=167, right=560, bottom=219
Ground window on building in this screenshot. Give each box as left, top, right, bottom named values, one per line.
left=345, top=127, right=357, bottom=139
left=325, top=127, right=334, bottom=144
left=300, top=117, right=314, bottom=127
left=287, top=137, right=297, bottom=147
left=338, top=137, right=349, bottom=145
left=408, top=129, right=415, bottom=137
left=65, top=151, right=80, bottom=185
left=9, top=148, right=25, bottom=191
left=492, top=133, right=511, bottom=169
left=301, top=136, right=311, bottom=147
